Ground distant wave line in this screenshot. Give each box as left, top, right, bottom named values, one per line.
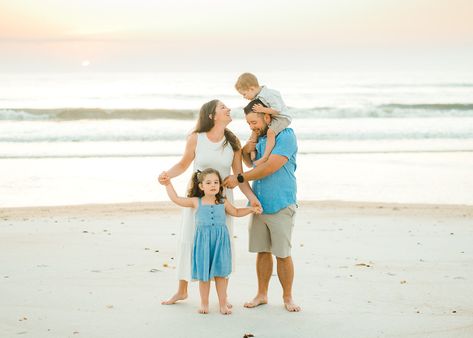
left=2, top=149, right=472, bottom=159
left=2, top=133, right=473, bottom=142
left=1, top=103, right=473, bottom=121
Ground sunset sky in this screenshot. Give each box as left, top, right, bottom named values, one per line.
left=1, top=0, right=472, bottom=72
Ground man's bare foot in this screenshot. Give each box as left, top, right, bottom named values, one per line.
left=220, top=304, right=232, bottom=315
left=283, top=298, right=301, bottom=312
left=198, top=304, right=209, bottom=314
left=161, top=292, right=187, bottom=305
left=244, top=295, right=268, bottom=308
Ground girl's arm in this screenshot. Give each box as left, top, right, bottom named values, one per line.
left=163, top=178, right=198, bottom=208
left=158, top=133, right=197, bottom=183
left=224, top=199, right=262, bottom=217
left=231, top=150, right=262, bottom=208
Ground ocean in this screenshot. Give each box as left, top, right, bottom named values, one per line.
left=1, top=71, right=473, bottom=207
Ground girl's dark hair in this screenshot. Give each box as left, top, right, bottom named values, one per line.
left=193, top=99, right=241, bottom=152
left=187, top=168, right=225, bottom=204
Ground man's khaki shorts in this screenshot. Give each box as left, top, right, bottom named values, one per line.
left=248, top=205, right=296, bottom=258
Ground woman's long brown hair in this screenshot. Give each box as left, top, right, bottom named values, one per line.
left=193, top=99, right=241, bottom=151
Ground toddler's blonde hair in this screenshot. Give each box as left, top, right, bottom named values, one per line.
left=235, top=73, right=259, bottom=90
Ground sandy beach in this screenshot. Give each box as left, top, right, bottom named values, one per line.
left=1, top=201, right=472, bottom=338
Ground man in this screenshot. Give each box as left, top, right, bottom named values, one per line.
left=224, top=99, right=300, bottom=312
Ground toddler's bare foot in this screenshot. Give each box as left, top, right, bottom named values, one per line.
left=198, top=303, right=209, bottom=314
left=283, top=297, right=301, bottom=312
left=161, top=292, right=187, bottom=305
left=220, top=304, right=232, bottom=315
left=244, top=295, right=268, bottom=308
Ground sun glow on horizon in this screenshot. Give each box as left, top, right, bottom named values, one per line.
left=1, top=0, right=472, bottom=72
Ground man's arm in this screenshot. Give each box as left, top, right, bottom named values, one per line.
left=223, top=153, right=287, bottom=188
left=242, top=153, right=287, bottom=181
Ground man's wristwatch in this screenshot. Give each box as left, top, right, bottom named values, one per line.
left=237, top=173, right=245, bottom=183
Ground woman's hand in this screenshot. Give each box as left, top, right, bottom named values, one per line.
left=249, top=197, right=262, bottom=209
left=158, top=171, right=170, bottom=185
left=251, top=205, right=263, bottom=214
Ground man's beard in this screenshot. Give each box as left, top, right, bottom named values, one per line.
left=258, top=124, right=269, bottom=137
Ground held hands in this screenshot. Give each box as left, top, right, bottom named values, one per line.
left=249, top=197, right=262, bottom=209
left=158, top=171, right=171, bottom=186
left=250, top=205, right=263, bottom=214
left=245, top=137, right=257, bottom=152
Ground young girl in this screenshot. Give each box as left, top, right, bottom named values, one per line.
left=161, top=168, right=262, bottom=315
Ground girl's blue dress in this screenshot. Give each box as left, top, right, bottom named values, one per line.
left=191, top=198, right=232, bottom=281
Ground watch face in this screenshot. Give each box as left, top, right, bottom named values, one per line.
left=237, top=174, right=244, bottom=183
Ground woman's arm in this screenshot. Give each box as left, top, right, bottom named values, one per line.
left=159, top=133, right=197, bottom=181
left=241, top=138, right=256, bottom=168
left=231, top=150, right=261, bottom=208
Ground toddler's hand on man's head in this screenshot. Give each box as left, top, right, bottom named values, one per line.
left=252, top=103, right=266, bottom=113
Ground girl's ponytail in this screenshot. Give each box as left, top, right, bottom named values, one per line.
left=187, top=170, right=204, bottom=198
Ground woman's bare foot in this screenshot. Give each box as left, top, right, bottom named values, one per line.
left=220, top=304, right=232, bottom=315
left=198, top=303, right=209, bottom=314
left=283, top=297, right=301, bottom=312
left=244, top=295, right=268, bottom=308
left=161, top=292, right=187, bottom=305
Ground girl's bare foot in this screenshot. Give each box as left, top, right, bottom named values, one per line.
left=244, top=295, right=268, bottom=308
left=220, top=304, right=232, bottom=315
left=161, top=292, right=187, bottom=305
left=198, top=303, right=209, bottom=314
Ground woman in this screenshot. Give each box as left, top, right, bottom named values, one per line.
left=158, top=99, right=260, bottom=305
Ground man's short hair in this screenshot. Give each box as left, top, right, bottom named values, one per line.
left=235, top=73, right=259, bottom=90
left=244, top=98, right=267, bottom=115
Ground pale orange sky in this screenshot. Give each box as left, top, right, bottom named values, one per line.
left=1, top=0, right=472, bottom=72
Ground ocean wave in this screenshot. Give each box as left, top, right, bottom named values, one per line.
left=1, top=131, right=472, bottom=143
left=0, top=108, right=196, bottom=121
left=291, top=104, right=473, bottom=118
left=1, top=103, right=473, bottom=121
left=379, top=103, right=473, bottom=111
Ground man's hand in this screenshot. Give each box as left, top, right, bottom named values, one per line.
left=223, top=175, right=239, bottom=189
